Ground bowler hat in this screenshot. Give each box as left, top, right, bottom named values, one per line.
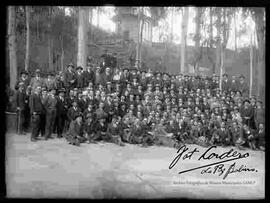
left=67, top=63, right=75, bottom=68
left=20, top=70, right=28, bottom=75
left=76, top=66, right=83, bottom=70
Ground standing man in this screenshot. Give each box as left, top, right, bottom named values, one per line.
left=64, top=63, right=76, bottom=92
left=238, top=75, right=249, bottom=98
left=110, top=52, right=117, bottom=70
left=29, top=86, right=44, bottom=142
left=15, top=70, right=30, bottom=90
left=30, top=69, right=44, bottom=93
left=44, top=89, right=58, bottom=140
left=75, top=66, right=84, bottom=89
left=56, top=88, right=68, bottom=137
left=83, top=64, right=96, bottom=87
left=44, top=72, right=57, bottom=90
left=15, top=82, right=27, bottom=135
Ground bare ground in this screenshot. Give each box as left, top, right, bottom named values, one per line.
left=5, top=133, right=265, bottom=199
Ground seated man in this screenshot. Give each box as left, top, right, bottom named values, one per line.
left=106, top=115, right=125, bottom=146
left=64, top=114, right=86, bottom=146
left=151, top=119, right=177, bottom=148
left=83, top=113, right=97, bottom=143
left=256, top=123, right=265, bottom=151
left=95, top=114, right=109, bottom=142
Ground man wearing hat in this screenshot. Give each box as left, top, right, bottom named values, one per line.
left=240, top=99, right=254, bottom=128
left=83, top=111, right=97, bottom=143
left=30, top=69, right=44, bottom=93
left=254, top=100, right=265, bottom=130
left=56, top=88, right=68, bottom=137
left=64, top=113, right=85, bottom=146
left=103, top=67, right=112, bottom=85
left=75, top=66, right=84, bottom=89
left=83, top=64, right=96, bottom=87
left=64, top=63, right=76, bottom=92
left=110, top=52, right=118, bottom=70
left=95, top=112, right=108, bottom=141
left=221, top=73, right=231, bottom=93
left=237, top=75, right=249, bottom=98
left=43, top=89, right=58, bottom=140
left=15, top=82, right=27, bottom=135
left=100, top=49, right=111, bottom=70
left=29, top=86, right=44, bottom=141
left=67, top=100, right=82, bottom=127
left=107, top=115, right=125, bottom=146
left=230, top=75, right=238, bottom=92
left=45, top=72, right=57, bottom=91
left=15, top=70, right=30, bottom=90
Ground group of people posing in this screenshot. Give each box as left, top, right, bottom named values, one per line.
left=14, top=58, right=265, bottom=150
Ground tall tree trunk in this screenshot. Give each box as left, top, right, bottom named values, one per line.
left=61, top=34, right=64, bottom=71
left=215, top=8, right=221, bottom=74
left=77, top=7, right=89, bottom=69
left=234, top=11, right=238, bottom=53
left=180, top=7, right=189, bottom=74
left=36, top=14, right=39, bottom=41
left=8, top=6, right=17, bottom=89
left=194, top=7, right=201, bottom=75
left=139, top=16, right=144, bottom=68
left=209, top=7, right=213, bottom=48
left=97, top=7, right=100, bottom=28
left=25, top=6, right=30, bottom=72
left=89, top=7, right=93, bottom=42
left=135, top=8, right=142, bottom=68
left=170, top=7, right=174, bottom=43
left=48, top=38, right=53, bottom=72
left=254, top=10, right=265, bottom=101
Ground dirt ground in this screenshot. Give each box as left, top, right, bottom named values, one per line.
left=5, top=133, right=265, bottom=199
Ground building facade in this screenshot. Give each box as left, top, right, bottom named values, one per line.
left=112, top=7, right=153, bottom=45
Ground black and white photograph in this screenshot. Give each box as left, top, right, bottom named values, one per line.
left=5, top=6, right=265, bottom=199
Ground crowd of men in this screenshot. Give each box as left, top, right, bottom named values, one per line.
left=14, top=53, right=265, bottom=150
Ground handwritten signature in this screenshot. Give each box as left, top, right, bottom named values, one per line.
left=169, top=145, right=258, bottom=179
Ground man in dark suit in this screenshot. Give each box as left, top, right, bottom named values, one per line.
left=15, top=70, right=30, bottom=90
left=56, top=88, right=68, bottom=138
left=110, top=52, right=117, bottom=69
left=83, top=64, right=95, bottom=87
left=44, top=89, right=58, bottom=140
left=221, top=73, right=231, bottom=93
left=67, top=101, right=82, bottom=124
left=75, top=66, right=84, bottom=88
left=238, top=75, right=249, bottom=98
left=29, top=86, right=44, bottom=141
left=15, top=82, right=27, bottom=135
left=64, top=63, right=76, bottom=92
